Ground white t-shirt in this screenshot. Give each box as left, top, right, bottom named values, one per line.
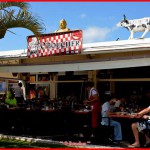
left=14, top=86, right=23, bottom=97
left=89, top=87, right=97, bottom=99
left=114, top=100, right=121, bottom=108
left=101, top=101, right=110, bottom=125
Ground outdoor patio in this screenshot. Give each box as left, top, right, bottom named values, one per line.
left=0, top=133, right=130, bottom=148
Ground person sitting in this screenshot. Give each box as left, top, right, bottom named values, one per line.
left=101, top=96, right=122, bottom=143
left=129, top=106, right=150, bottom=147
left=5, top=90, right=17, bottom=107
left=114, top=95, right=127, bottom=112
left=26, top=87, right=37, bottom=107
left=38, top=87, right=44, bottom=99
left=66, top=92, right=77, bottom=108
left=55, top=19, right=70, bottom=33
left=29, top=87, right=36, bottom=100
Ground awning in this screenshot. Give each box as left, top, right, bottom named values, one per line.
left=0, top=57, right=150, bottom=73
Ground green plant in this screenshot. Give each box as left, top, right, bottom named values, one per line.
left=0, top=2, right=45, bottom=39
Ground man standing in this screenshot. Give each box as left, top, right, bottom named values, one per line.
left=14, top=81, right=24, bottom=104
left=84, top=81, right=100, bottom=135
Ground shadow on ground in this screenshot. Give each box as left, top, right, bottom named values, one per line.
left=0, top=138, right=69, bottom=148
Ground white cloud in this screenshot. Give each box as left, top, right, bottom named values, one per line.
left=83, top=26, right=111, bottom=43
left=80, top=14, right=86, bottom=19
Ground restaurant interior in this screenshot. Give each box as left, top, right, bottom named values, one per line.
left=0, top=65, right=149, bottom=146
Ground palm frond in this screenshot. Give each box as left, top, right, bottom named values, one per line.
left=0, top=2, right=29, bottom=11
left=0, top=2, right=45, bottom=39
left=0, top=9, right=45, bottom=38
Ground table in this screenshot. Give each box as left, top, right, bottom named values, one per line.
left=108, top=113, right=147, bottom=142
left=0, top=108, right=92, bottom=136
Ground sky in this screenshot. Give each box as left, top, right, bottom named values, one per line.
left=0, top=2, right=150, bottom=51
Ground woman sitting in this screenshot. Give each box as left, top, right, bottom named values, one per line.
left=5, top=90, right=17, bottom=107
left=129, top=106, right=150, bottom=147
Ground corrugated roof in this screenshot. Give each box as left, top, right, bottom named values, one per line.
left=0, top=49, right=27, bottom=59
left=1, top=38, right=150, bottom=59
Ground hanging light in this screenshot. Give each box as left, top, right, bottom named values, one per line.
left=12, top=73, right=18, bottom=77
left=22, top=73, right=28, bottom=76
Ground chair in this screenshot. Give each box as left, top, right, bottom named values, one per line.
left=93, top=125, right=114, bottom=144
left=92, top=116, right=114, bottom=144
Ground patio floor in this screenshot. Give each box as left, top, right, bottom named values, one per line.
left=0, top=134, right=130, bottom=148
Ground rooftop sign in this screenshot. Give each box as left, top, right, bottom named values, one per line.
left=27, top=30, right=82, bottom=58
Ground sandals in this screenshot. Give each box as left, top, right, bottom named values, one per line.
left=128, top=144, right=140, bottom=148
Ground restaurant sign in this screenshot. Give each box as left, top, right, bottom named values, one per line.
left=27, top=30, right=82, bottom=58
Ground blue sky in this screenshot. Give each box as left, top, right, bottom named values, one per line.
left=0, top=2, right=150, bottom=51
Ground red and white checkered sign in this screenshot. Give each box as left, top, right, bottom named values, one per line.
left=27, top=30, right=82, bottom=58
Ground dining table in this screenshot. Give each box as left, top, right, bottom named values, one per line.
left=108, top=112, right=148, bottom=142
